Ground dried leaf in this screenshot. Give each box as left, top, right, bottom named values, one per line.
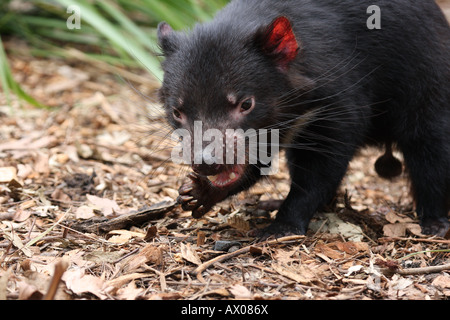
left=51, top=188, right=71, bottom=202
left=43, top=258, right=69, bottom=300
left=75, top=205, right=95, bottom=219
left=1, top=228, right=33, bottom=258
left=316, top=243, right=344, bottom=260
left=273, top=248, right=299, bottom=264
left=17, top=281, right=44, bottom=300
left=383, top=223, right=422, bottom=237
left=0, top=167, right=17, bottom=183
left=249, top=246, right=263, bottom=256
left=84, top=251, right=125, bottom=264
left=197, top=230, right=206, bottom=246
left=385, top=211, right=414, bottom=223
left=148, top=292, right=182, bottom=300
left=180, top=243, right=202, bottom=265
left=390, top=276, right=413, bottom=291
left=272, top=262, right=315, bottom=284
left=114, top=281, right=143, bottom=300
left=335, top=241, right=370, bottom=255
left=226, top=214, right=250, bottom=232
left=34, top=152, right=50, bottom=174
left=105, top=273, right=148, bottom=292
left=310, top=213, right=364, bottom=241
left=345, top=265, right=364, bottom=276
left=0, top=134, right=56, bottom=152
left=107, top=229, right=145, bottom=244
left=13, top=209, right=32, bottom=222
left=204, top=288, right=231, bottom=298
left=62, top=268, right=106, bottom=299
left=19, top=200, right=35, bottom=210
left=86, top=194, right=127, bottom=217
left=229, top=284, right=252, bottom=299
left=144, top=226, right=158, bottom=241
left=0, top=269, right=12, bottom=300
left=162, top=187, right=179, bottom=199
left=432, top=275, right=450, bottom=289
left=120, top=244, right=164, bottom=273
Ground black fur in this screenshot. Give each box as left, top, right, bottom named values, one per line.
left=158, top=0, right=450, bottom=237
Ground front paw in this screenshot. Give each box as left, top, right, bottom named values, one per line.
left=253, top=221, right=306, bottom=241
left=421, top=218, right=450, bottom=238
left=177, top=172, right=227, bottom=218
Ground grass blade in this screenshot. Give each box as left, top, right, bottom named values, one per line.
left=0, top=35, right=48, bottom=109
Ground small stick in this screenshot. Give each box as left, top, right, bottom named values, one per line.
left=380, top=263, right=450, bottom=276
left=191, top=235, right=304, bottom=281
left=379, top=237, right=450, bottom=244
left=70, top=201, right=177, bottom=234
left=43, top=258, right=69, bottom=300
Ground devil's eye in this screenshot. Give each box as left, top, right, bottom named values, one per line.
left=173, top=108, right=182, bottom=120
left=239, top=97, right=255, bottom=113
left=241, top=100, right=252, bottom=111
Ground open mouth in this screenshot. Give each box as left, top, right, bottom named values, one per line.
left=206, top=165, right=244, bottom=188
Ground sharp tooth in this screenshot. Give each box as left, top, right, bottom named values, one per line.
left=208, top=175, right=218, bottom=182
left=229, top=172, right=236, bottom=180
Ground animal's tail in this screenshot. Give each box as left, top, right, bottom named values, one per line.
left=374, top=143, right=403, bottom=179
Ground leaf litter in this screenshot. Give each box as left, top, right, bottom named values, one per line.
left=1, top=15, right=450, bottom=300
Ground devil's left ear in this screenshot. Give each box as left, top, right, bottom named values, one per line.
left=255, top=16, right=300, bottom=71
left=157, top=22, right=179, bottom=56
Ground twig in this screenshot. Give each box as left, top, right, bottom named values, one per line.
left=18, top=209, right=69, bottom=255
left=191, top=235, right=304, bottom=282
left=379, top=237, right=450, bottom=244
left=60, top=225, right=114, bottom=246
left=142, top=265, right=167, bottom=292
left=25, top=216, right=37, bottom=242
left=113, top=248, right=140, bottom=264
left=43, top=258, right=69, bottom=300
left=380, top=263, right=450, bottom=276
left=70, top=200, right=177, bottom=234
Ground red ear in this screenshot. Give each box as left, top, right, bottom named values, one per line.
left=259, top=17, right=299, bottom=70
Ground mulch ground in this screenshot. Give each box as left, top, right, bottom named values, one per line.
left=0, top=4, right=449, bottom=301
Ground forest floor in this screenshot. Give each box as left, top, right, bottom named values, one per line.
left=0, top=2, right=449, bottom=301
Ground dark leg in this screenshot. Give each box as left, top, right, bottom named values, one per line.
left=258, top=114, right=361, bottom=238
left=399, top=136, right=450, bottom=237
left=258, top=148, right=353, bottom=237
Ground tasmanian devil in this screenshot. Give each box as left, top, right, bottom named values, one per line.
left=157, top=0, right=450, bottom=238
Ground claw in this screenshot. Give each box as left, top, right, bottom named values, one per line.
left=178, top=195, right=194, bottom=202
left=179, top=186, right=193, bottom=195
left=184, top=200, right=198, bottom=211
left=177, top=195, right=193, bottom=206
left=187, top=172, right=199, bottom=181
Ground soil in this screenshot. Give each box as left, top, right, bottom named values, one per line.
left=0, top=2, right=449, bottom=301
